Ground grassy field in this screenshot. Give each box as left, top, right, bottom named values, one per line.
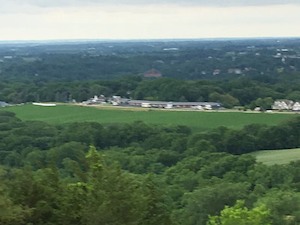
left=1, top=104, right=298, bottom=132
left=252, top=149, right=300, bottom=165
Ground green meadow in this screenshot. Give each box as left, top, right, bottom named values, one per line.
left=1, top=104, right=298, bottom=131
left=252, top=149, right=300, bottom=165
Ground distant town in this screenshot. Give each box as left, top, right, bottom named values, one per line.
left=1, top=38, right=300, bottom=81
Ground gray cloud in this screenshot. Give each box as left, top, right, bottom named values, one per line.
left=1, top=0, right=300, bottom=8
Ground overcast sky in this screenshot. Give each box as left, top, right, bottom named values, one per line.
left=0, top=0, right=300, bottom=40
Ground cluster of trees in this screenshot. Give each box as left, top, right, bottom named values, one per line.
left=2, top=73, right=300, bottom=108
left=188, top=116, right=300, bottom=155
left=2, top=111, right=300, bottom=224
left=0, top=147, right=172, bottom=225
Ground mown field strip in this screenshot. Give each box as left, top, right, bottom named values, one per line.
left=2, top=104, right=298, bottom=132
left=252, top=149, right=300, bottom=165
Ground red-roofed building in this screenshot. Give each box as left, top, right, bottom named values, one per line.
left=144, top=68, right=162, bottom=78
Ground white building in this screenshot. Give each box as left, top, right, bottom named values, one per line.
left=228, top=68, right=242, bottom=74
left=293, top=102, right=300, bottom=111
left=111, top=96, right=121, bottom=105
left=33, top=103, right=56, bottom=107
left=141, top=103, right=151, bottom=108
left=83, top=95, right=106, bottom=105
left=204, top=105, right=212, bottom=110
left=272, top=100, right=294, bottom=110
left=165, top=103, right=173, bottom=109
left=213, top=69, right=221, bottom=76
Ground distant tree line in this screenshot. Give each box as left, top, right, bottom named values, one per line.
left=2, top=73, right=300, bottom=108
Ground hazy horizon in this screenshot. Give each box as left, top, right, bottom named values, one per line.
left=0, top=36, right=299, bottom=43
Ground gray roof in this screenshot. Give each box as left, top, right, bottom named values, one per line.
left=128, top=100, right=221, bottom=106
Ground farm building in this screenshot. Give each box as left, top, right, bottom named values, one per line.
left=213, top=69, right=221, bottom=75
left=272, top=100, right=294, bottom=110
left=144, top=69, right=162, bottom=78
left=82, top=95, right=106, bottom=105
left=110, top=96, right=129, bottom=106
left=228, top=68, right=242, bottom=74
left=293, top=102, right=300, bottom=111
left=127, top=100, right=222, bottom=109
left=33, top=103, right=56, bottom=107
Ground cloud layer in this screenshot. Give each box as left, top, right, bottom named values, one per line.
left=0, top=0, right=299, bottom=40
left=1, top=0, right=300, bottom=8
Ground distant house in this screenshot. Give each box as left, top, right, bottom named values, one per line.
left=82, top=95, right=106, bottom=105
left=141, top=103, right=151, bottom=108
left=213, top=69, right=221, bottom=75
left=228, top=68, right=242, bottom=75
left=165, top=103, right=173, bottom=109
left=163, top=48, right=179, bottom=51
left=204, top=105, right=213, bottom=110
left=144, top=69, right=162, bottom=78
left=0, top=102, right=8, bottom=107
left=293, top=102, right=300, bottom=111
left=110, top=96, right=129, bottom=106
left=272, top=100, right=294, bottom=110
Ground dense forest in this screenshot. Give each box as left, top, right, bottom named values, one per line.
left=2, top=111, right=300, bottom=224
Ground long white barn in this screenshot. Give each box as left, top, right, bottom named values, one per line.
left=33, top=103, right=57, bottom=107
left=127, top=100, right=222, bottom=109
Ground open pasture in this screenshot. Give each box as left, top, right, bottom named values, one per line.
left=1, top=104, right=297, bottom=131
left=252, top=149, right=300, bottom=165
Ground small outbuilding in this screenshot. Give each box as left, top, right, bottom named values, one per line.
left=144, top=69, right=162, bottom=78
left=0, top=102, right=8, bottom=107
